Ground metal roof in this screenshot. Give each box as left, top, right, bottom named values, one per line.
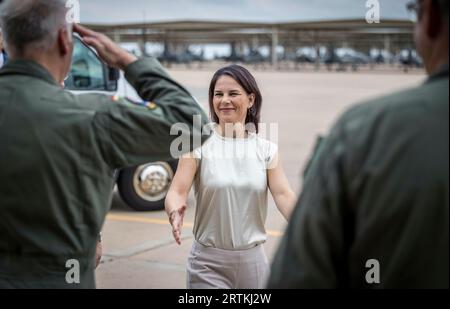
left=83, top=19, right=414, bottom=47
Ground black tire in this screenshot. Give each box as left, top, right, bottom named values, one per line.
left=117, top=160, right=178, bottom=211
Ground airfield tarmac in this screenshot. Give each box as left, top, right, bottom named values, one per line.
left=96, top=66, right=425, bottom=289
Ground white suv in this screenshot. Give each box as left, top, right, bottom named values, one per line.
left=65, top=36, right=178, bottom=211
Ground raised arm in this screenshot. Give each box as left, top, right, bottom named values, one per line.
left=74, top=24, right=209, bottom=168
left=74, top=24, right=206, bottom=124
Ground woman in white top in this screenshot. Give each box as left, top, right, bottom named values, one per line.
left=165, top=65, right=296, bottom=289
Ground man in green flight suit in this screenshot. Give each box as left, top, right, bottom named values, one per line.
left=0, top=0, right=209, bottom=288
left=268, top=0, right=449, bottom=288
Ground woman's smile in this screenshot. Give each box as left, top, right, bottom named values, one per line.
left=219, top=107, right=236, bottom=113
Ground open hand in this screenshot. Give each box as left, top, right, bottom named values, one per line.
left=169, top=205, right=187, bottom=245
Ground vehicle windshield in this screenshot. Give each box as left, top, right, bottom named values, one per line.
left=64, top=37, right=106, bottom=91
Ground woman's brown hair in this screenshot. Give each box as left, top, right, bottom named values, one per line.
left=208, top=65, right=262, bottom=133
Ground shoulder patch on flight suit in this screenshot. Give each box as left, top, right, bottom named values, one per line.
left=110, top=96, right=158, bottom=110
left=145, top=102, right=158, bottom=110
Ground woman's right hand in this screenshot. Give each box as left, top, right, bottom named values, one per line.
left=169, top=205, right=187, bottom=245
left=165, top=156, right=197, bottom=245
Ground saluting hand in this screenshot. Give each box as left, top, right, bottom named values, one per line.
left=73, top=24, right=137, bottom=70
left=169, top=205, right=187, bottom=245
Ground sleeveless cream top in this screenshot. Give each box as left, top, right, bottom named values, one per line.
left=192, top=130, right=278, bottom=250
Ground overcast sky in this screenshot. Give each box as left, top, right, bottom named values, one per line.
left=79, top=0, right=412, bottom=24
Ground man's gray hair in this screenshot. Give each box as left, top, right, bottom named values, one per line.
left=0, top=0, right=69, bottom=54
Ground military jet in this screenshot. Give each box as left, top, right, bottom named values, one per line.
left=395, top=48, right=423, bottom=72
left=323, top=47, right=370, bottom=72
left=243, top=49, right=267, bottom=64
left=157, top=42, right=204, bottom=67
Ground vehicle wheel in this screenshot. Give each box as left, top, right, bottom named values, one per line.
left=117, top=160, right=178, bottom=211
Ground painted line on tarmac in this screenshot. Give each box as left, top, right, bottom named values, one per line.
left=106, top=213, right=283, bottom=237
left=107, top=213, right=193, bottom=228
left=104, top=236, right=192, bottom=259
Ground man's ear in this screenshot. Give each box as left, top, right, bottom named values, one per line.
left=57, top=27, right=71, bottom=56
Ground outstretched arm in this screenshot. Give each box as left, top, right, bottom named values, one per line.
left=165, top=155, right=197, bottom=244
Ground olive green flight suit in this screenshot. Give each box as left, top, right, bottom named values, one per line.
left=268, top=65, right=449, bottom=288
left=0, top=58, right=209, bottom=288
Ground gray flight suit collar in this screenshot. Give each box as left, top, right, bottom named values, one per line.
left=0, top=59, right=59, bottom=86
left=426, top=63, right=449, bottom=84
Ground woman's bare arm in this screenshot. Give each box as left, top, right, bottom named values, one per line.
left=267, top=153, right=297, bottom=221
left=165, top=155, right=198, bottom=244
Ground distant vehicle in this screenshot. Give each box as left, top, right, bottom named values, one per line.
left=65, top=36, right=180, bottom=211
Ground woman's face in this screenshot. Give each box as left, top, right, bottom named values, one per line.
left=213, top=75, right=254, bottom=126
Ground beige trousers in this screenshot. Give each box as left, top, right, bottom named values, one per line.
left=186, top=240, right=270, bottom=289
